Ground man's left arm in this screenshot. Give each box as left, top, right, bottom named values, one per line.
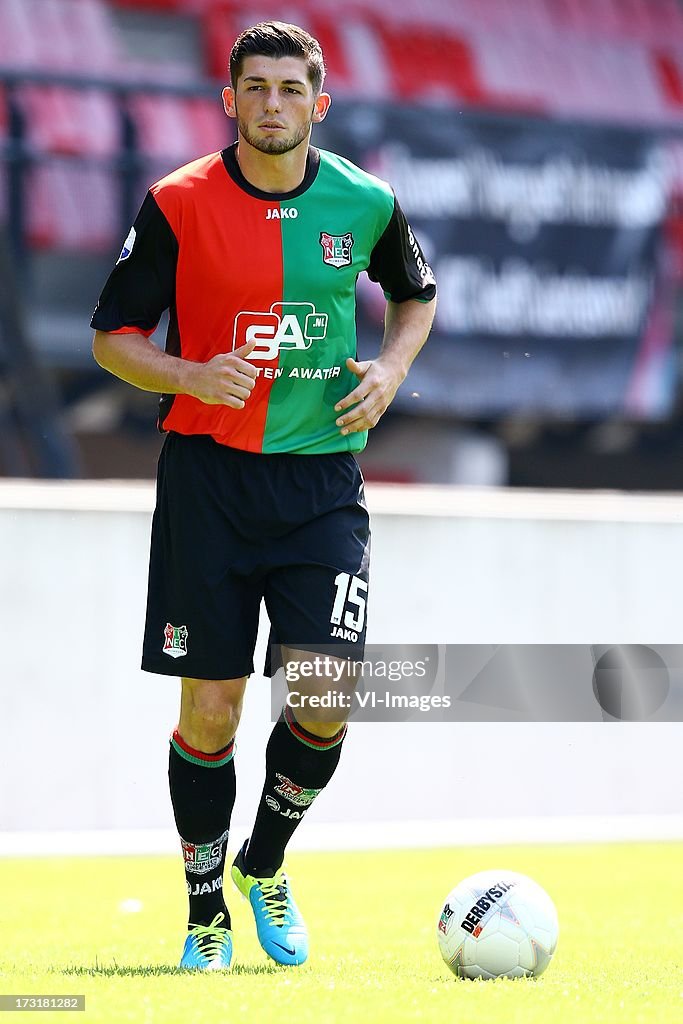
left=334, top=296, right=436, bottom=435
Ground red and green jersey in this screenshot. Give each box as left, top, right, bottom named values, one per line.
left=91, top=144, right=436, bottom=454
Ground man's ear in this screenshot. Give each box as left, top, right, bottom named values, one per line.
left=222, top=86, right=237, bottom=119
left=312, top=92, right=331, bottom=123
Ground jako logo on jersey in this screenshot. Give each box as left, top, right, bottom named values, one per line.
left=163, top=622, right=188, bottom=658
left=233, top=302, right=328, bottom=361
left=320, top=231, right=354, bottom=268
left=266, top=207, right=298, bottom=219
left=116, top=226, right=136, bottom=264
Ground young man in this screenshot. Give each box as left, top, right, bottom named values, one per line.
left=91, top=21, right=436, bottom=971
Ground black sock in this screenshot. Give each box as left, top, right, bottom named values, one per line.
left=244, top=706, right=346, bottom=876
left=168, top=729, right=236, bottom=929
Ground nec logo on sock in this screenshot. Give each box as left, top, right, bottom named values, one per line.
left=233, top=302, right=328, bottom=360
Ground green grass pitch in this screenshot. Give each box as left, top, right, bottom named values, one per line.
left=1, top=843, right=682, bottom=1023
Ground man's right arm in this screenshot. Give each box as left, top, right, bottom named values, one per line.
left=92, top=330, right=258, bottom=409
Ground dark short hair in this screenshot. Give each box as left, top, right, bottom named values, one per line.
left=229, top=21, right=326, bottom=95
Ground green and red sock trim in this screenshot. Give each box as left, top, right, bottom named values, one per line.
left=171, top=729, right=235, bottom=768
left=283, top=704, right=347, bottom=750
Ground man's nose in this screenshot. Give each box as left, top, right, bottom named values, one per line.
left=263, top=88, right=281, bottom=112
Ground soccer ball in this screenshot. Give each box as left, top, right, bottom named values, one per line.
left=437, top=869, right=559, bottom=980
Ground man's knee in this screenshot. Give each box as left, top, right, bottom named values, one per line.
left=180, top=677, right=247, bottom=750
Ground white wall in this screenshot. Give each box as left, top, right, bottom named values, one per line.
left=1, top=481, right=682, bottom=841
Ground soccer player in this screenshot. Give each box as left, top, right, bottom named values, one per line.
left=91, top=21, right=436, bottom=971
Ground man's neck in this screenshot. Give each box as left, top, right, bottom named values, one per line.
left=235, top=138, right=310, bottom=194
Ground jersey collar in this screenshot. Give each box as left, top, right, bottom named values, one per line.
left=221, top=142, right=320, bottom=200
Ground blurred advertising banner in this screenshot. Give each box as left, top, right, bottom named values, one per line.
left=318, top=106, right=678, bottom=419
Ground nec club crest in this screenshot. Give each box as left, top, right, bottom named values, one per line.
left=274, top=773, right=322, bottom=807
left=320, top=231, right=354, bottom=269
left=163, top=622, right=188, bottom=658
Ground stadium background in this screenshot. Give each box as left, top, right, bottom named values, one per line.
left=1, top=1, right=682, bottom=1012
left=4, top=0, right=683, bottom=486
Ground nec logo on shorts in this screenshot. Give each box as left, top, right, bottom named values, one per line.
left=233, top=302, right=328, bottom=360
left=163, top=622, right=188, bottom=658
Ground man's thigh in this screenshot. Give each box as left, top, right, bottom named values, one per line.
left=266, top=562, right=369, bottom=652
left=141, top=435, right=263, bottom=680
left=263, top=496, right=371, bottom=676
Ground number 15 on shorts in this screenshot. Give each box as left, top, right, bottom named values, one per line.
left=330, top=572, right=368, bottom=634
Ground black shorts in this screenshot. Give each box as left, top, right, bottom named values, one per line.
left=141, top=433, right=370, bottom=679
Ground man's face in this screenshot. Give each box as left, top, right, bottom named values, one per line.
left=223, top=55, right=330, bottom=156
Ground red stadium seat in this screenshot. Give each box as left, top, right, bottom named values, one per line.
left=202, top=2, right=247, bottom=81
left=373, top=19, right=487, bottom=104
left=2, top=0, right=121, bottom=74
left=129, top=94, right=196, bottom=162
left=0, top=0, right=120, bottom=157
left=15, top=86, right=119, bottom=158
left=470, top=29, right=549, bottom=112
left=27, top=163, right=118, bottom=252
left=128, top=93, right=230, bottom=162
left=305, top=13, right=358, bottom=95
left=654, top=50, right=683, bottom=110
left=185, top=96, right=232, bottom=153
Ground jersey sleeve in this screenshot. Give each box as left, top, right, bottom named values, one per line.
left=366, top=195, right=436, bottom=303
left=90, top=191, right=178, bottom=336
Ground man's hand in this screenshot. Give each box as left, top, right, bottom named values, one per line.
left=334, top=353, right=405, bottom=435
left=92, top=330, right=260, bottom=409
left=333, top=297, right=436, bottom=435
left=186, top=339, right=259, bottom=408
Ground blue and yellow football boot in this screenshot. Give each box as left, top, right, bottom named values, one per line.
left=179, top=911, right=234, bottom=971
left=231, top=840, right=308, bottom=966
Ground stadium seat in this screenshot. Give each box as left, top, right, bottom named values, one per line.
left=201, top=2, right=247, bottom=82
left=471, top=30, right=547, bottom=110
left=332, top=15, right=392, bottom=98
left=305, top=13, right=358, bottom=95
left=128, top=93, right=229, bottom=163
left=186, top=96, right=233, bottom=153
left=2, top=0, right=122, bottom=74
left=15, top=86, right=119, bottom=158
left=27, top=163, right=118, bottom=252
left=653, top=50, right=683, bottom=111
left=129, top=94, right=196, bottom=162
left=0, top=0, right=120, bottom=157
left=373, top=20, right=486, bottom=104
